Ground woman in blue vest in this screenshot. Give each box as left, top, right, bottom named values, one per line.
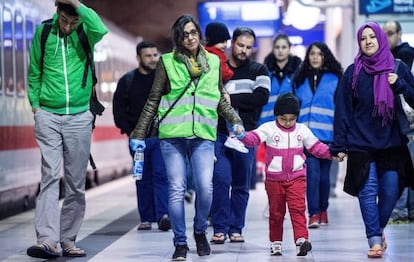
left=129, top=15, right=245, bottom=261
left=260, top=33, right=302, bottom=125
left=292, top=42, right=343, bottom=229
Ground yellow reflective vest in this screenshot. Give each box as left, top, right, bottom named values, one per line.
left=158, top=52, right=221, bottom=141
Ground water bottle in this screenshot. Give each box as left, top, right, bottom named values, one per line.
left=132, top=146, right=144, bottom=180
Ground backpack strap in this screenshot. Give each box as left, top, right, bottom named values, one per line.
left=76, top=25, right=97, bottom=88
left=395, top=58, right=401, bottom=73
left=40, top=19, right=53, bottom=78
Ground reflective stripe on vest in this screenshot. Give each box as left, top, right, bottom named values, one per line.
left=159, top=52, right=221, bottom=141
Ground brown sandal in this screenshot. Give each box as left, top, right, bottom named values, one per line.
left=367, top=244, right=383, bottom=258
left=210, top=233, right=226, bottom=244
left=229, top=233, right=245, bottom=243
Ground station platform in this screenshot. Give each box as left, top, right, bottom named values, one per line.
left=0, top=176, right=413, bottom=262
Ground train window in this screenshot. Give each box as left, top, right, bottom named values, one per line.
left=15, top=10, right=24, bottom=96
left=3, top=6, right=14, bottom=95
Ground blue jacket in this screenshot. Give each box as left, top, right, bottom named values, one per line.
left=295, top=73, right=338, bottom=142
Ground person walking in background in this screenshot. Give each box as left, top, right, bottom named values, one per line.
left=383, top=20, right=414, bottom=224
left=26, top=0, right=108, bottom=258
left=204, top=22, right=248, bottom=154
left=330, top=21, right=414, bottom=258
left=292, top=42, right=343, bottom=229
left=238, top=93, right=344, bottom=256
left=256, top=33, right=302, bottom=188
left=260, top=33, right=302, bottom=125
left=210, top=27, right=270, bottom=244
left=129, top=14, right=245, bottom=261
left=113, top=41, right=170, bottom=232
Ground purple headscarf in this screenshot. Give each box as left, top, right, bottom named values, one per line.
left=352, top=22, right=395, bottom=125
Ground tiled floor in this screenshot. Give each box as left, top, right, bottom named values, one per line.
left=1, top=176, right=413, bottom=262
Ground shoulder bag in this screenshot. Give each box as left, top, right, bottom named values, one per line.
left=394, top=59, right=414, bottom=135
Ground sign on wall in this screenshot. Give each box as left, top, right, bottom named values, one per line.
left=359, top=0, right=414, bottom=15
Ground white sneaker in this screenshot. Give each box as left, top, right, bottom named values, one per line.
left=224, top=136, right=248, bottom=153
left=270, top=241, right=282, bottom=256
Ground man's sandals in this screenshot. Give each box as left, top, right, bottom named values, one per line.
left=229, top=233, right=245, bottom=243
left=210, top=233, right=227, bottom=244
left=27, top=243, right=60, bottom=259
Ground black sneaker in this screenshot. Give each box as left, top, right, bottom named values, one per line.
left=172, top=245, right=189, bottom=261
left=158, top=215, right=171, bottom=231
left=194, top=232, right=211, bottom=256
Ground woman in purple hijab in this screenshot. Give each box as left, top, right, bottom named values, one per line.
left=330, top=22, right=414, bottom=258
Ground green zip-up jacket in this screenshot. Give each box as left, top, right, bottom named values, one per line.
left=28, top=4, right=108, bottom=115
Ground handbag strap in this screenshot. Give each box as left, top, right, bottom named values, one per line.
left=395, top=58, right=401, bottom=73
left=158, top=79, right=194, bottom=123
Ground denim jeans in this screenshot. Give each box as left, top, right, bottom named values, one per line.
left=129, top=138, right=169, bottom=223
left=305, top=156, right=332, bottom=216
left=357, top=162, right=399, bottom=247
left=160, top=138, right=215, bottom=246
left=211, top=133, right=255, bottom=236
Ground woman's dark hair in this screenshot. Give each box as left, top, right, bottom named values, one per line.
left=264, top=33, right=294, bottom=72
left=171, top=14, right=203, bottom=55
left=292, top=41, right=343, bottom=88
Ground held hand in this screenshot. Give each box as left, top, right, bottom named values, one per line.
left=333, top=152, right=347, bottom=162
left=232, top=124, right=246, bottom=140
left=388, top=73, right=398, bottom=85
left=129, top=139, right=146, bottom=153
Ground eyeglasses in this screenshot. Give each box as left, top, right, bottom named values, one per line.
left=385, top=31, right=397, bottom=37
left=183, top=29, right=198, bottom=39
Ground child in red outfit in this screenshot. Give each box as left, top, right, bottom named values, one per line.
left=204, top=22, right=234, bottom=82
left=205, top=22, right=248, bottom=154
left=239, top=93, right=344, bottom=256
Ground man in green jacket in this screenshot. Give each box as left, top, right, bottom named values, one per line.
left=26, top=0, right=108, bottom=259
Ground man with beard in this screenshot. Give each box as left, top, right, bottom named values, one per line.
left=113, top=41, right=170, bottom=231
left=210, top=27, right=270, bottom=244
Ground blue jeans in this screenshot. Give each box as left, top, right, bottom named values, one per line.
left=306, top=156, right=332, bottom=216
left=211, top=133, right=255, bottom=236
left=129, top=138, right=169, bottom=223
left=358, top=162, right=399, bottom=247
left=160, top=138, right=215, bottom=246
left=393, top=188, right=414, bottom=219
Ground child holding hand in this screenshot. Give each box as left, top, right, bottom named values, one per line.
left=238, top=92, right=344, bottom=256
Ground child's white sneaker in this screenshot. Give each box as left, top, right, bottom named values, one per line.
left=224, top=136, right=248, bottom=153
left=270, top=241, right=282, bottom=256
left=295, top=237, right=312, bottom=256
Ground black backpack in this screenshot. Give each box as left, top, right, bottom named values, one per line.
left=39, top=19, right=103, bottom=183
left=40, top=19, right=105, bottom=119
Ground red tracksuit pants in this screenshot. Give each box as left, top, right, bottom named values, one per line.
left=265, top=177, right=309, bottom=243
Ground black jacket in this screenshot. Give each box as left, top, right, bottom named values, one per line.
left=113, top=69, right=155, bottom=136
